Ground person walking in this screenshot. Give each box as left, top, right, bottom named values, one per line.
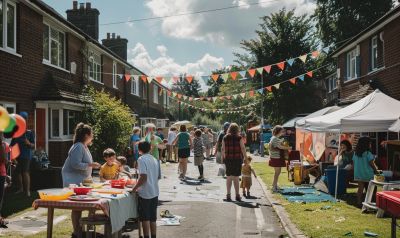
left=202, top=128, right=211, bottom=160
left=167, top=127, right=178, bottom=162
left=61, top=123, right=101, bottom=237
left=173, top=125, right=192, bottom=180
left=193, top=129, right=205, bottom=180
left=269, top=125, right=291, bottom=192
left=155, top=128, right=165, bottom=162
left=130, top=127, right=141, bottom=168
left=10, top=112, right=34, bottom=197
left=215, top=122, right=230, bottom=165
left=222, top=123, right=247, bottom=202
left=0, top=133, right=9, bottom=227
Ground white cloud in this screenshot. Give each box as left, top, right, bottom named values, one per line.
left=128, top=43, right=224, bottom=90
left=144, top=0, right=316, bottom=45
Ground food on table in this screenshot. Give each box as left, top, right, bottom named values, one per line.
left=93, top=188, right=124, bottom=194
left=83, top=177, right=94, bottom=186
left=89, top=183, right=104, bottom=189
left=73, top=187, right=92, bottom=195
left=38, top=188, right=74, bottom=201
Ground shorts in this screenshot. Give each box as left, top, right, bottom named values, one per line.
left=138, top=196, right=158, bottom=222
left=16, top=157, right=30, bottom=173
left=178, top=148, right=190, bottom=158
left=194, top=155, right=204, bottom=166
left=268, top=158, right=286, bottom=168
left=224, top=159, right=243, bottom=176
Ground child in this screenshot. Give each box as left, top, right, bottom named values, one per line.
left=132, top=141, right=160, bottom=238
left=241, top=156, right=257, bottom=198
left=117, top=156, right=130, bottom=173
left=193, top=129, right=205, bottom=180
left=352, top=137, right=379, bottom=205
left=99, top=148, right=119, bottom=182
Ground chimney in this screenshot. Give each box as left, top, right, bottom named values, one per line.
left=107, top=33, right=110, bottom=39
left=102, top=33, right=128, bottom=61
left=67, top=2, right=100, bottom=40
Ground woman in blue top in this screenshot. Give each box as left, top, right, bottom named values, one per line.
left=130, top=127, right=141, bottom=168
left=352, top=137, right=379, bottom=205
left=173, top=125, right=192, bottom=180
left=61, top=123, right=100, bottom=237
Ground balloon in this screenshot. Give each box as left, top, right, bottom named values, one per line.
left=0, top=106, right=10, bottom=131
left=10, top=144, right=20, bottom=160
left=4, top=125, right=18, bottom=139
left=12, top=114, right=26, bottom=138
left=4, top=115, right=16, bottom=133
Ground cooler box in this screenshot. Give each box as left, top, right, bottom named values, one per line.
left=325, top=168, right=347, bottom=195
left=376, top=191, right=400, bottom=217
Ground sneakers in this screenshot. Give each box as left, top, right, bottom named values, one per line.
left=226, top=194, right=232, bottom=202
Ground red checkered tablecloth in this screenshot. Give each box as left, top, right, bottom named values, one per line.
left=33, top=199, right=110, bottom=216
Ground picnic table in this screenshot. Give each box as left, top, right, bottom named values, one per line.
left=33, top=190, right=138, bottom=238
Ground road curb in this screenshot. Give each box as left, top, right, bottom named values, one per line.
left=256, top=175, right=308, bottom=238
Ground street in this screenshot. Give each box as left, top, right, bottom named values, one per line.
left=127, top=157, right=287, bottom=238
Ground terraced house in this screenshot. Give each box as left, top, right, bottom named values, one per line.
left=0, top=0, right=171, bottom=166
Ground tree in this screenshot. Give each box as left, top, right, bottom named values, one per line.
left=236, top=8, right=323, bottom=124
left=314, top=0, right=392, bottom=47
left=82, top=87, right=135, bottom=161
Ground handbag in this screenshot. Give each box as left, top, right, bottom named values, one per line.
left=216, top=152, right=222, bottom=164
left=217, top=164, right=226, bottom=176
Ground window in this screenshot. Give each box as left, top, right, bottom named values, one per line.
left=0, top=102, right=15, bottom=113
left=0, top=0, right=16, bottom=51
left=346, top=48, right=358, bottom=80
left=153, top=84, right=159, bottom=104
left=88, top=55, right=102, bottom=83
left=131, top=77, right=139, bottom=96
left=328, top=76, right=337, bottom=92
left=163, top=91, right=169, bottom=108
left=371, top=36, right=378, bottom=71
left=43, top=24, right=65, bottom=68
left=63, top=110, right=80, bottom=136
left=51, top=109, right=60, bottom=137
left=112, top=62, right=117, bottom=88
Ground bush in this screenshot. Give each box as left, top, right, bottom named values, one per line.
left=191, top=113, right=222, bottom=132
left=82, top=87, right=135, bottom=161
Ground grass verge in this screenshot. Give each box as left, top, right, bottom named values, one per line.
left=253, top=162, right=392, bottom=238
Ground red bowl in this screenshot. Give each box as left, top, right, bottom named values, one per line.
left=111, top=180, right=125, bottom=189
left=73, top=187, right=92, bottom=195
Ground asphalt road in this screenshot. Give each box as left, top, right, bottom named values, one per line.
left=126, top=156, right=288, bottom=238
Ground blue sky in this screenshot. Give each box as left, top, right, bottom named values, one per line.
left=43, top=0, right=316, bottom=79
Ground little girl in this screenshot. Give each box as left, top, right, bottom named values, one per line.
left=241, top=156, right=257, bottom=198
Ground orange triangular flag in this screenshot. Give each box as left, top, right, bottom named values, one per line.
left=289, top=78, right=296, bottom=84
left=306, top=71, right=313, bottom=78
left=264, top=65, right=272, bottom=73
left=276, top=61, right=285, bottom=71
left=249, top=90, right=255, bottom=97
left=311, top=51, right=320, bottom=58
left=230, top=72, right=238, bottom=80
left=124, top=74, right=131, bottom=82
left=186, top=75, right=193, bottom=84
left=156, top=76, right=163, bottom=84
left=248, top=69, right=256, bottom=78
left=226, top=96, right=232, bottom=100
left=167, top=91, right=172, bottom=96
left=140, top=75, right=147, bottom=83
left=211, top=74, right=219, bottom=82
left=265, top=86, right=272, bottom=92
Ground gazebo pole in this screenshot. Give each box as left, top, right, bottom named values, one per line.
left=335, top=132, right=341, bottom=200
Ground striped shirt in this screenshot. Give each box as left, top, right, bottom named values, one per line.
left=270, top=136, right=283, bottom=159
left=193, top=137, right=204, bottom=157
left=223, top=134, right=243, bottom=160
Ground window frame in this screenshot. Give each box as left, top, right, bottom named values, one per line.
left=371, top=36, right=378, bottom=71
left=153, top=84, right=159, bottom=104
left=346, top=48, right=357, bottom=81
left=88, top=55, right=102, bottom=83
left=130, top=77, right=139, bottom=96
left=0, top=0, right=17, bottom=52
left=112, top=61, right=117, bottom=88
left=42, top=22, right=66, bottom=69
left=0, top=101, right=15, bottom=113
left=49, top=107, right=82, bottom=140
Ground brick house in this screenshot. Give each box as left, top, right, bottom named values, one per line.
left=0, top=0, right=169, bottom=166
left=333, top=4, right=400, bottom=105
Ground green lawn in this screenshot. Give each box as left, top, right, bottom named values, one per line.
left=253, top=162, right=392, bottom=238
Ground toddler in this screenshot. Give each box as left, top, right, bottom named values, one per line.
left=241, top=156, right=257, bottom=198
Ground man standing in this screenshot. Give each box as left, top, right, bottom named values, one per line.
left=11, top=112, right=35, bottom=197
left=133, top=141, right=160, bottom=238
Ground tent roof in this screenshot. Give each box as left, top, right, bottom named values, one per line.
left=296, top=106, right=341, bottom=129
left=248, top=124, right=272, bottom=132
left=305, top=90, right=400, bottom=132
left=282, top=117, right=304, bottom=128
left=389, top=119, right=400, bottom=132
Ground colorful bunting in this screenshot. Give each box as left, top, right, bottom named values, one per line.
left=186, top=75, right=194, bottom=84
left=306, top=71, right=313, bottom=78
left=221, top=73, right=229, bottom=82
left=240, top=93, right=246, bottom=98
left=249, top=90, right=255, bottom=97
left=322, top=47, right=330, bottom=54
left=238, top=71, right=246, bottom=79
left=257, top=88, right=264, bottom=94
left=230, top=72, right=238, bottom=80
left=265, top=86, right=272, bottom=92
left=276, top=61, right=285, bottom=71
left=311, top=51, right=320, bottom=58
left=287, top=58, right=295, bottom=66
left=289, top=78, right=296, bottom=85
left=172, top=76, right=179, bottom=84
left=211, top=74, right=219, bottom=82
left=124, top=73, right=131, bottom=82
left=298, top=75, right=305, bottom=81
left=155, top=76, right=163, bottom=84
left=248, top=69, right=256, bottom=78
left=256, top=67, right=264, bottom=75
left=264, top=65, right=272, bottom=74
left=299, top=54, right=307, bottom=63
left=273, top=83, right=280, bottom=89
left=167, top=90, right=172, bottom=96
left=140, top=75, right=147, bottom=83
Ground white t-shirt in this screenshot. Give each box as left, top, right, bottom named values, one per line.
left=167, top=131, right=177, bottom=145
left=137, top=153, right=160, bottom=199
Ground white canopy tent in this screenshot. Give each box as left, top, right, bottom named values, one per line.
left=303, top=90, right=400, bottom=199
left=295, top=106, right=341, bottom=130
left=389, top=119, right=400, bottom=133
left=305, top=90, right=400, bottom=133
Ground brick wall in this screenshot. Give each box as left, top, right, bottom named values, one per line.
left=48, top=141, right=73, bottom=166
left=337, top=16, right=400, bottom=101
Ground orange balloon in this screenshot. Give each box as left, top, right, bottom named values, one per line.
left=12, top=114, right=26, bottom=138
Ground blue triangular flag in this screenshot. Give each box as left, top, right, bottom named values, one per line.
left=257, top=88, right=264, bottom=94
left=322, top=47, right=330, bottom=54
left=298, top=75, right=305, bottom=81
left=201, top=76, right=210, bottom=84
left=287, top=58, right=295, bottom=66
left=238, top=70, right=246, bottom=79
